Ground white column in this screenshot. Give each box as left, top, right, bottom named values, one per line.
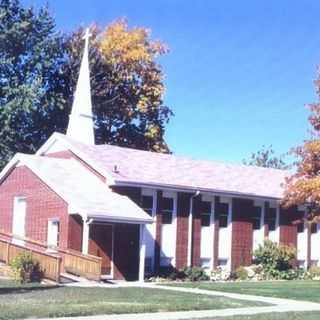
left=139, top=224, right=146, bottom=282
left=82, top=219, right=90, bottom=255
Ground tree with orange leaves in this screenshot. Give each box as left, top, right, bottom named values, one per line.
left=282, top=74, right=320, bottom=220
left=64, top=19, right=172, bottom=153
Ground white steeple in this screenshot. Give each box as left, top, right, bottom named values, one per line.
left=67, top=28, right=95, bottom=145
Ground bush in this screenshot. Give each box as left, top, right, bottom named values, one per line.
left=308, top=265, right=320, bottom=280
left=235, top=266, right=248, bottom=280
left=254, top=240, right=296, bottom=279
left=183, top=267, right=209, bottom=281
left=10, top=252, right=42, bottom=283
left=211, top=267, right=231, bottom=281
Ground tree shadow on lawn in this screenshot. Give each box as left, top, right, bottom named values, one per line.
left=0, top=284, right=59, bottom=295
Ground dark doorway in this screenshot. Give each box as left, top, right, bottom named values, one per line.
left=114, top=224, right=140, bottom=281
left=89, top=224, right=113, bottom=275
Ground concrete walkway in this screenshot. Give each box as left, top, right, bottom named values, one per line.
left=31, top=283, right=320, bottom=320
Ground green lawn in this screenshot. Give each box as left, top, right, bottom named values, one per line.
left=191, top=312, right=320, bottom=320
left=168, top=280, right=320, bottom=303
left=0, top=280, right=266, bottom=320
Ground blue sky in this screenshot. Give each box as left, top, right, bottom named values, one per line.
left=22, top=0, right=320, bottom=163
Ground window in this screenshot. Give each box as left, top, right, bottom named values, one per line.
left=200, top=258, right=211, bottom=269
left=200, top=201, right=211, bottom=227
left=252, top=207, right=262, bottom=230
left=218, top=203, right=229, bottom=228
left=47, top=219, right=60, bottom=247
left=141, top=195, right=153, bottom=216
left=311, top=223, right=318, bottom=234
left=297, top=222, right=304, bottom=233
left=162, top=197, right=173, bottom=224
left=266, top=208, right=276, bottom=231
left=12, top=197, right=26, bottom=245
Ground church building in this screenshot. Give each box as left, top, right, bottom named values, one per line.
left=0, top=30, right=317, bottom=281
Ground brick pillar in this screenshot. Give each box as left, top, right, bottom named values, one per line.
left=191, top=195, right=201, bottom=267
left=279, top=207, right=298, bottom=248
left=213, top=196, right=220, bottom=269
left=154, top=190, right=163, bottom=273
left=231, top=198, right=254, bottom=270
left=175, top=192, right=191, bottom=270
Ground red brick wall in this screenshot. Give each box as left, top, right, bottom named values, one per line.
left=0, top=166, right=69, bottom=249
left=68, top=214, right=83, bottom=251
left=175, top=192, right=191, bottom=270
left=231, top=198, right=254, bottom=270
left=191, top=195, right=201, bottom=267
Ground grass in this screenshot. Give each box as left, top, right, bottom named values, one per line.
left=190, top=312, right=320, bottom=320
left=0, top=279, right=266, bottom=320
left=168, top=280, right=320, bottom=303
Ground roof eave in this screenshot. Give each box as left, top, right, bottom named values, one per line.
left=111, top=179, right=283, bottom=202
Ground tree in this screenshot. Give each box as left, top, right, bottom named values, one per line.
left=0, top=2, right=172, bottom=169
left=66, top=20, right=172, bottom=152
left=282, top=73, right=320, bottom=220
left=0, top=0, right=68, bottom=168
left=243, top=145, right=289, bottom=169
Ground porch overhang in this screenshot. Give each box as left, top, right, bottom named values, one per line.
left=85, top=212, right=153, bottom=225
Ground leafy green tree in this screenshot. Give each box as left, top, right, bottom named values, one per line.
left=0, top=2, right=172, bottom=169
left=0, top=0, right=68, bottom=168
left=243, top=145, right=289, bottom=169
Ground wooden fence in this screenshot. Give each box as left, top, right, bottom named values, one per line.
left=60, top=249, right=102, bottom=281
left=0, top=238, right=61, bottom=281
left=0, top=231, right=102, bottom=282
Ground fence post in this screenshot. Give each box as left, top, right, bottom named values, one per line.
left=5, top=242, right=10, bottom=264
left=56, top=257, right=61, bottom=283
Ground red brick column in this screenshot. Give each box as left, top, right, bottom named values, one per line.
left=279, top=207, right=298, bottom=248
left=191, top=195, right=201, bottom=267
left=231, top=198, right=254, bottom=270
left=175, top=193, right=191, bottom=270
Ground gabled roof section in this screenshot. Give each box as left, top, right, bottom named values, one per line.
left=36, top=133, right=289, bottom=200
left=0, top=153, right=152, bottom=224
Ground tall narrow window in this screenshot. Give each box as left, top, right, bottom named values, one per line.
left=252, top=207, right=262, bottom=230
left=311, top=223, right=318, bottom=234
left=266, top=208, right=276, bottom=231
left=12, top=197, right=27, bottom=245
left=162, top=198, right=174, bottom=224
left=218, top=203, right=229, bottom=228
left=297, top=222, right=304, bottom=233
left=200, top=201, right=211, bottom=227
left=141, top=195, right=153, bottom=216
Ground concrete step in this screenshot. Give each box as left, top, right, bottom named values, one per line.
left=60, top=272, right=96, bottom=284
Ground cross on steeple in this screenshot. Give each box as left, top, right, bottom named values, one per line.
left=66, top=27, right=95, bottom=145
left=83, top=28, right=92, bottom=48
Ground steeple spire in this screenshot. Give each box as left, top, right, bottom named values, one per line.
left=66, top=28, right=95, bottom=145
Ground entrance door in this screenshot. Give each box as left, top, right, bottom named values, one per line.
left=89, top=224, right=113, bottom=276
left=12, top=197, right=26, bottom=246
